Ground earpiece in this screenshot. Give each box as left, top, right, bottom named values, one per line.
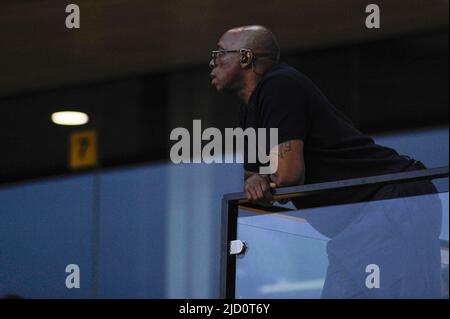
left=240, top=49, right=249, bottom=64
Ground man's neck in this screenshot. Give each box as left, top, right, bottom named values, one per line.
left=237, top=75, right=260, bottom=104
left=236, top=62, right=276, bottom=104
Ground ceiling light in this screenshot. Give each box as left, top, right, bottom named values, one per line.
left=51, top=111, right=89, bottom=126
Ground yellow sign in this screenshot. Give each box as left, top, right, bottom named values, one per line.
left=69, top=130, right=98, bottom=169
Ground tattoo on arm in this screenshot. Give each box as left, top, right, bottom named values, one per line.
left=279, top=141, right=292, bottom=159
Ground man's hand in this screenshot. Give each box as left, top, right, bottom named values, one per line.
left=243, top=139, right=305, bottom=205
left=244, top=174, right=277, bottom=205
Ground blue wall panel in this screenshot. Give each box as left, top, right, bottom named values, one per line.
left=0, top=176, right=95, bottom=298
left=98, top=164, right=167, bottom=298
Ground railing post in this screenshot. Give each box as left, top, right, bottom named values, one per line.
left=220, top=196, right=238, bottom=298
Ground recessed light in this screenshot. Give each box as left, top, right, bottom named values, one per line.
left=51, top=111, right=89, bottom=126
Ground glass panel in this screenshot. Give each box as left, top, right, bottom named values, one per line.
left=236, top=189, right=449, bottom=299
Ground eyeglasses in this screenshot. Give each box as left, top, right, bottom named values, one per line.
left=210, top=48, right=247, bottom=66
left=210, top=48, right=277, bottom=67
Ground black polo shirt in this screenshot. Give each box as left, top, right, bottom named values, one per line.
left=240, top=62, right=416, bottom=209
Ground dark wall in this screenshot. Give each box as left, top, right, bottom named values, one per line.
left=1, top=0, right=447, bottom=97
left=0, top=30, right=448, bottom=185
left=286, top=31, right=449, bottom=131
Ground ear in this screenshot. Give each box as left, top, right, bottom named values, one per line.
left=239, top=49, right=253, bottom=68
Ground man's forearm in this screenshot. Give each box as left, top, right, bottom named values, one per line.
left=269, top=171, right=304, bottom=187
left=245, top=170, right=304, bottom=187
left=244, top=170, right=258, bottom=181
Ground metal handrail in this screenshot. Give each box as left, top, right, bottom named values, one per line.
left=224, top=166, right=449, bottom=203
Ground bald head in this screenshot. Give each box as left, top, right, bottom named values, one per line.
left=210, top=26, right=280, bottom=100
left=223, top=25, right=280, bottom=62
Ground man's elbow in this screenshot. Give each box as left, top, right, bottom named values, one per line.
left=271, top=171, right=305, bottom=187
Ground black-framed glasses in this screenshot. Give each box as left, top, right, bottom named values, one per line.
left=210, top=48, right=277, bottom=67
left=210, top=48, right=246, bottom=66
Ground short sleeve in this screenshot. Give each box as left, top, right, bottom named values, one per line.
left=257, top=75, right=310, bottom=144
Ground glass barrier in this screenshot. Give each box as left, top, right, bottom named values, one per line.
left=235, top=191, right=448, bottom=299
left=221, top=168, right=449, bottom=299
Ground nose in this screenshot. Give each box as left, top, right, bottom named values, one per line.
left=209, top=58, right=215, bottom=70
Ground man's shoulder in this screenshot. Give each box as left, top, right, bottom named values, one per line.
left=260, top=63, right=312, bottom=89
left=249, top=63, right=324, bottom=109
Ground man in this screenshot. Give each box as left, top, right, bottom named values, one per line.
left=210, top=25, right=442, bottom=298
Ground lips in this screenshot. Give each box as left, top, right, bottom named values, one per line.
left=210, top=74, right=217, bottom=86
